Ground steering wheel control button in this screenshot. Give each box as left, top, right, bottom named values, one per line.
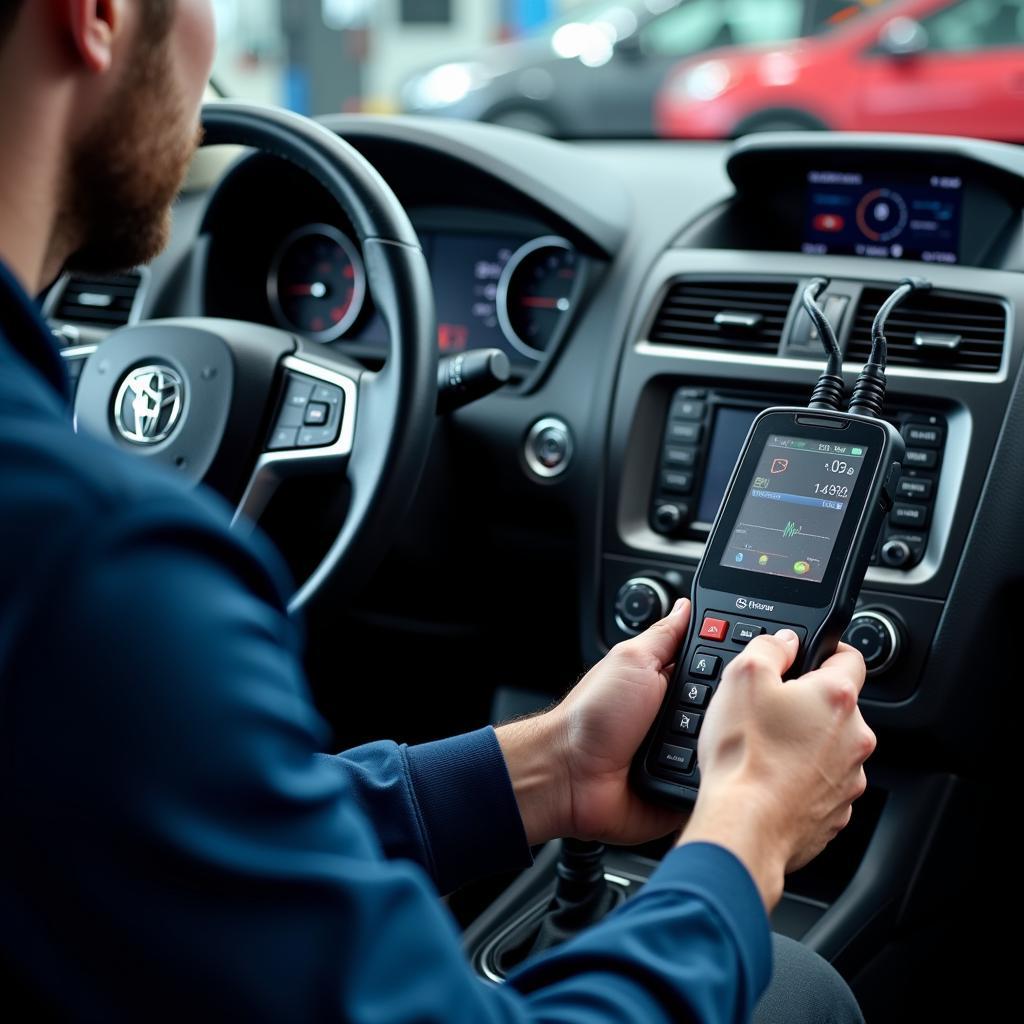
left=680, top=682, right=710, bottom=707
left=689, top=651, right=721, bottom=679
left=524, top=418, right=574, bottom=480
left=285, top=380, right=313, bottom=408
left=891, top=503, right=930, bottom=529
left=658, top=744, right=695, bottom=774
left=614, top=577, right=672, bottom=635
left=732, top=621, right=766, bottom=644
left=304, top=402, right=329, bottom=426
left=843, top=611, right=901, bottom=676
left=897, top=477, right=933, bottom=500
left=670, top=710, right=703, bottom=737
left=904, top=448, right=938, bottom=469
left=298, top=426, right=338, bottom=448
left=269, top=427, right=299, bottom=451
left=698, top=616, right=728, bottom=641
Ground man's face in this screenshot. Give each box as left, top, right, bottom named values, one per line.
left=62, top=0, right=216, bottom=275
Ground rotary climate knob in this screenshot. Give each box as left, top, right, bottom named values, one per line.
left=843, top=610, right=902, bottom=676
left=615, top=577, right=672, bottom=636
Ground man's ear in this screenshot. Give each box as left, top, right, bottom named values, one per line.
left=61, top=0, right=124, bottom=74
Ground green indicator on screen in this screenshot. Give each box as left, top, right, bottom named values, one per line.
left=851, top=447, right=864, bottom=456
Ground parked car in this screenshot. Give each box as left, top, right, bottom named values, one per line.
left=656, top=0, right=1024, bottom=139
left=400, top=0, right=886, bottom=137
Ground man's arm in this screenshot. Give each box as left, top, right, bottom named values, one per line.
left=319, top=729, right=534, bottom=895
left=2, top=492, right=770, bottom=1022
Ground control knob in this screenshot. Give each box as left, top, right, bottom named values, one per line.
left=615, top=577, right=673, bottom=636
left=842, top=610, right=903, bottom=676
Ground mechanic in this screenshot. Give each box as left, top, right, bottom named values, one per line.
left=0, top=3, right=872, bottom=1021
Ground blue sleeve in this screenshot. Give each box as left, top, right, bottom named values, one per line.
left=320, top=728, right=533, bottom=895
left=1, top=494, right=771, bottom=1022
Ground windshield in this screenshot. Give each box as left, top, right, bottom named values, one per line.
left=212, top=0, right=1024, bottom=143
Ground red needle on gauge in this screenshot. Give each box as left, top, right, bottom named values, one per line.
left=520, top=296, right=561, bottom=308
left=286, top=282, right=328, bottom=298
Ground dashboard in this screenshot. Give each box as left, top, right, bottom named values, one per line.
left=200, top=145, right=598, bottom=386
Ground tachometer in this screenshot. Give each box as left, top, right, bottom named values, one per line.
left=498, top=237, right=578, bottom=360
left=268, top=224, right=366, bottom=343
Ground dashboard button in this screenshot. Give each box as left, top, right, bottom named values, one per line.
left=903, top=424, right=944, bottom=448
left=668, top=421, right=702, bottom=444
left=671, top=710, right=703, bottom=736
left=665, top=446, right=697, bottom=468
left=892, top=503, right=930, bottom=528
left=698, top=616, right=728, bottom=641
left=658, top=744, right=695, bottom=773
left=904, top=449, right=938, bottom=469
left=284, top=379, right=314, bottom=408
left=897, top=477, right=934, bottom=500
left=690, top=651, right=722, bottom=679
left=732, top=621, right=765, bottom=644
left=662, top=470, right=694, bottom=495
left=653, top=502, right=689, bottom=535
left=671, top=399, right=706, bottom=421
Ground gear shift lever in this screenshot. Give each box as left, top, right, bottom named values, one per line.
left=494, top=839, right=625, bottom=973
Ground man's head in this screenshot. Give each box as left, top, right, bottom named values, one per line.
left=0, top=1, right=215, bottom=286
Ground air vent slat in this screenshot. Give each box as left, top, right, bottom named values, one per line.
left=50, top=271, right=143, bottom=330
left=649, top=279, right=796, bottom=354
left=847, top=288, right=1006, bottom=373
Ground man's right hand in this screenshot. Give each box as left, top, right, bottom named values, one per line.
left=678, top=630, right=876, bottom=910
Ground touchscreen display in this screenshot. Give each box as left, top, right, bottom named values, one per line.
left=697, top=407, right=759, bottom=523
left=720, top=435, right=870, bottom=584
left=802, top=170, right=962, bottom=264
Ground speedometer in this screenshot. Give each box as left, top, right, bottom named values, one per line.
left=497, top=236, right=578, bottom=360
left=268, top=224, right=366, bottom=343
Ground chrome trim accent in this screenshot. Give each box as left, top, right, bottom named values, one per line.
left=477, top=871, right=638, bottom=984
left=635, top=341, right=1008, bottom=385
left=267, top=224, right=367, bottom=344
left=524, top=416, right=574, bottom=480
left=914, top=331, right=961, bottom=350
left=497, top=235, right=575, bottom=361
left=232, top=354, right=359, bottom=529
left=614, top=577, right=672, bottom=636
left=60, top=345, right=99, bottom=362
left=713, top=311, right=762, bottom=329
left=848, top=610, right=901, bottom=677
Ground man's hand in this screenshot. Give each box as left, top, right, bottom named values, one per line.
left=680, top=630, right=876, bottom=910
left=497, top=599, right=691, bottom=847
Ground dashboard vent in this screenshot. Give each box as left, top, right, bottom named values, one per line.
left=848, top=288, right=1006, bottom=374
left=648, top=279, right=797, bottom=354
left=49, top=270, right=146, bottom=329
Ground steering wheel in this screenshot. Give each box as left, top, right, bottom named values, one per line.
left=71, top=103, right=438, bottom=611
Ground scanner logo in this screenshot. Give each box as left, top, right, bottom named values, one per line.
left=114, top=365, right=184, bottom=445
left=736, top=597, right=775, bottom=613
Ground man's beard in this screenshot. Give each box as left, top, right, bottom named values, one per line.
left=58, top=32, right=201, bottom=276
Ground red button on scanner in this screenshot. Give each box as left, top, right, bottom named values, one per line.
left=698, top=616, right=729, bottom=641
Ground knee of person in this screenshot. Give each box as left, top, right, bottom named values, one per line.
left=752, top=934, right=865, bottom=1024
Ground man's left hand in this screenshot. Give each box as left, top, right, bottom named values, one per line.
left=496, top=599, right=691, bottom=847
